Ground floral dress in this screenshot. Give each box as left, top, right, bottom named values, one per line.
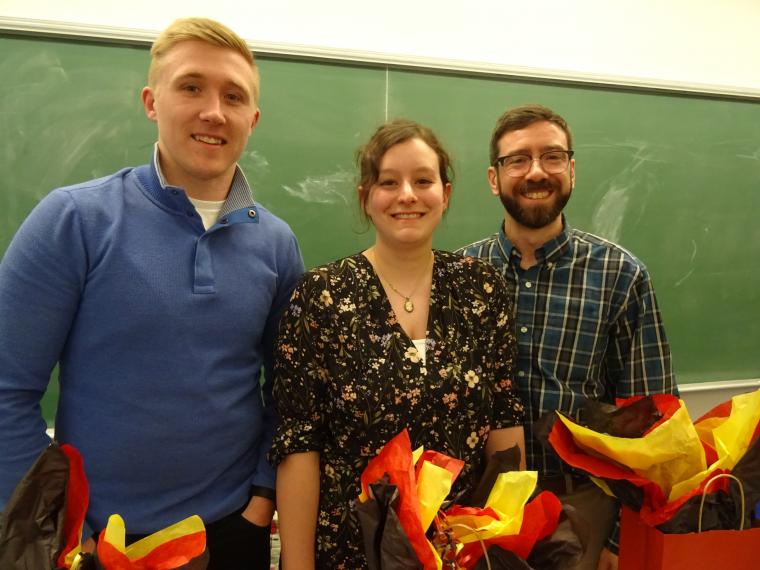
left=270, top=250, right=524, bottom=569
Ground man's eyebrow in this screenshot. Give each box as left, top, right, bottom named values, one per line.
left=173, top=72, right=204, bottom=82
left=173, top=72, right=251, bottom=95
left=503, top=144, right=567, bottom=155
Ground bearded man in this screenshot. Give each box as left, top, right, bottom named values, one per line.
left=457, top=104, right=677, bottom=570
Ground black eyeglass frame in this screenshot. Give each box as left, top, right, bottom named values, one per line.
left=493, top=150, right=575, bottom=177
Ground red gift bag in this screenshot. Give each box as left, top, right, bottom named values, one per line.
left=619, top=507, right=760, bottom=569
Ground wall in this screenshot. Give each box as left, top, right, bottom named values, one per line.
left=3, top=0, right=760, bottom=95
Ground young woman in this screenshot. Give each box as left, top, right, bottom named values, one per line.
left=271, top=120, right=525, bottom=569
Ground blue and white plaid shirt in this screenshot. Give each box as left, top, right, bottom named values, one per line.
left=456, top=219, right=677, bottom=478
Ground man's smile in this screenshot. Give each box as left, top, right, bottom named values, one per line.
left=192, top=134, right=225, bottom=145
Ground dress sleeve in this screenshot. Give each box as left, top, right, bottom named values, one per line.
left=269, top=269, right=333, bottom=465
left=606, top=266, right=677, bottom=399
left=485, top=267, right=525, bottom=429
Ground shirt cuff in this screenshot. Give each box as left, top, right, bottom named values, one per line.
left=250, top=484, right=276, bottom=502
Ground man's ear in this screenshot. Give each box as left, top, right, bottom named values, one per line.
left=141, top=86, right=157, bottom=122
left=569, top=158, right=576, bottom=189
left=487, top=166, right=499, bottom=197
left=250, top=108, right=260, bottom=132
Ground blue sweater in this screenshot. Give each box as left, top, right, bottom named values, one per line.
left=0, top=157, right=303, bottom=533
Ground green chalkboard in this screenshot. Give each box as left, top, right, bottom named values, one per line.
left=1, top=34, right=759, bottom=425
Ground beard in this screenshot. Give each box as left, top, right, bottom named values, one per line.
left=498, top=178, right=571, bottom=229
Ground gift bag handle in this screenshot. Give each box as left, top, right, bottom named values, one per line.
left=698, top=473, right=745, bottom=533
left=446, top=522, right=492, bottom=570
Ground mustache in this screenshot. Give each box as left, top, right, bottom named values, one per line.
left=517, top=180, right=560, bottom=193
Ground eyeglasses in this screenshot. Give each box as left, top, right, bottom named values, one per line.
left=494, top=150, right=574, bottom=178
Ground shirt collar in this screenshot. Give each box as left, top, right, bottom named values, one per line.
left=498, top=214, right=572, bottom=265
left=151, top=143, right=255, bottom=216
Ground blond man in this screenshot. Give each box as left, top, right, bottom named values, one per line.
left=0, top=18, right=303, bottom=568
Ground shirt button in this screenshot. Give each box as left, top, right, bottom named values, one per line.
left=248, top=209, right=257, bottom=218
left=525, top=281, right=533, bottom=288
left=220, top=217, right=229, bottom=225
left=518, top=370, right=525, bottom=377
left=546, top=262, right=553, bottom=269
left=520, top=326, right=528, bottom=333
left=171, top=189, right=179, bottom=195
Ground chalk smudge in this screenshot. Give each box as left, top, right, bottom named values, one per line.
left=674, top=240, right=698, bottom=288
left=583, top=141, right=667, bottom=239
left=591, top=184, right=629, bottom=243
left=737, top=148, right=760, bottom=161
left=241, top=150, right=270, bottom=174
left=283, top=169, right=353, bottom=204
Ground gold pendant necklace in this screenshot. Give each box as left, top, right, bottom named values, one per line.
left=385, top=282, right=416, bottom=313
left=370, top=251, right=434, bottom=314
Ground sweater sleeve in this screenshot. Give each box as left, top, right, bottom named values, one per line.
left=250, top=231, right=305, bottom=491
left=0, top=189, right=88, bottom=509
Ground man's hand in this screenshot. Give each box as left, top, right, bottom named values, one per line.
left=597, top=547, right=618, bottom=570
left=241, top=494, right=275, bottom=526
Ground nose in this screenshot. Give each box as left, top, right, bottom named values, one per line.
left=198, top=95, right=225, bottom=124
left=525, top=157, right=549, bottom=180
left=398, top=181, right=417, bottom=202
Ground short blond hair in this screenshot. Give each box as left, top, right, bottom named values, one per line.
left=148, top=17, right=260, bottom=106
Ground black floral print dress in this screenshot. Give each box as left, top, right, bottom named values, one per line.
left=270, top=250, right=524, bottom=569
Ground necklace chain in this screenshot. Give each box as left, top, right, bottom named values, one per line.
left=385, top=280, right=416, bottom=313
left=372, top=251, right=434, bottom=314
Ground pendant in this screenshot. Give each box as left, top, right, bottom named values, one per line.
left=403, top=298, right=415, bottom=313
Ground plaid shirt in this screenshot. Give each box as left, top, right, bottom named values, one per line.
left=457, top=220, right=676, bottom=551
left=457, top=219, right=677, bottom=551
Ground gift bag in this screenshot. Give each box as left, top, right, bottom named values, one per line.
left=619, top=507, right=760, bottom=570
left=0, top=442, right=89, bottom=570
left=620, top=473, right=760, bottom=570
